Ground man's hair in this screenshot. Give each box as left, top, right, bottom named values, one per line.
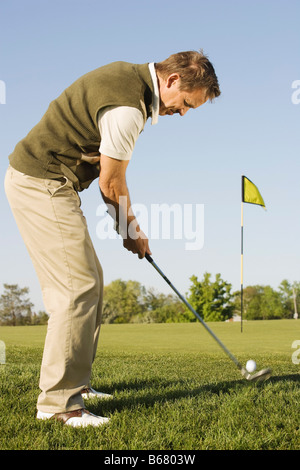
left=155, top=50, right=221, bottom=101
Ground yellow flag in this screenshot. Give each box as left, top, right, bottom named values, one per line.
left=242, top=176, right=266, bottom=208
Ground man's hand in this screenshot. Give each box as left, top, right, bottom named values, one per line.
left=123, top=229, right=151, bottom=259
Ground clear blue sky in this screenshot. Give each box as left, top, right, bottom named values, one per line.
left=0, top=0, right=299, bottom=312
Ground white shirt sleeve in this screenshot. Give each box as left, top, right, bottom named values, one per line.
left=98, top=106, right=145, bottom=160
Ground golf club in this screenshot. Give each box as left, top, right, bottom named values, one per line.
left=145, top=253, right=271, bottom=383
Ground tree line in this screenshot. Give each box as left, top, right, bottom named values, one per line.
left=0, top=284, right=49, bottom=326
left=0, top=276, right=299, bottom=326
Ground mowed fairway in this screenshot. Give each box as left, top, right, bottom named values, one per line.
left=0, top=320, right=299, bottom=450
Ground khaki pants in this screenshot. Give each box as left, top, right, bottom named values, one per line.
left=5, top=166, right=103, bottom=413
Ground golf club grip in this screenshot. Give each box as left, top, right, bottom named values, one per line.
left=145, top=253, right=153, bottom=263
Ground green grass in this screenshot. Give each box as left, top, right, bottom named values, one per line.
left=0, top=320, right=299, bottom=450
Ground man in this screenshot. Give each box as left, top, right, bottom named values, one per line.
left=5, top=50, right=220, bottom=427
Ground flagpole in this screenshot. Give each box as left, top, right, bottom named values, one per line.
left=241, top=199, right=244, bottom=333
left=240, top=174, right=266, bottom=332
left=241, top=175, right=245, bottom=333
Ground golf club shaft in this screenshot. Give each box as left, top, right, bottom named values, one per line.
left=145, top=253, right=243, bottom=371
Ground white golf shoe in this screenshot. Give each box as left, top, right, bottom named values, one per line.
left=81, top=387, right=113, bottom=400
left=37, top=408, right=110, bottom=427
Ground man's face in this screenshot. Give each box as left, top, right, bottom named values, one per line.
left=158, top=73, right=208, bottom=116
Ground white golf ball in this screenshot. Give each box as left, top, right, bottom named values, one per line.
left=246, top=360, right=256, bottom=373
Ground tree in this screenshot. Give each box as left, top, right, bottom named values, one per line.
left=140, top=288, right=194, bottom=323
left=152, top=300, right=194, bottom=323
left=245, top=285, right=284, bottom=320
left=31, top=310, right=49, bottom=325
left=292, top=281, right=300, bottom=318
left=102, top=281, right=195, bottom=324
left=0, top=284, right=34, bottom=326
left=102, top=279, right=145, bottom=323
left=261, top=286, right=284, bottom=319
left=278, top=280, right=300, bottom=319
left=143, top=287, right=169, bottom=312
left=187, top=273, right=234, bottom=322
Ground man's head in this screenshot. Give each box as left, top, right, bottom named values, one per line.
left=155, top=50, right=220, bottom=117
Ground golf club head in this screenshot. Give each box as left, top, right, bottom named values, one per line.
left=249, top=368, right=272, bottom=382
left=241, top=367, right=272, bottom=382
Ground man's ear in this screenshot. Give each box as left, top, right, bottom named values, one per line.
left=166, top=73, right=180, bottom=88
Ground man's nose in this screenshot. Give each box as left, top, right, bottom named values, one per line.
left=179, top=107, right=189, bottom=116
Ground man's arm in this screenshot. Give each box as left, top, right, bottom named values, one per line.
left=99, top=154, right=151, bottom=259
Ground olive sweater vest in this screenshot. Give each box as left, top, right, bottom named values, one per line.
left=9, top=62, right=154, bottom=191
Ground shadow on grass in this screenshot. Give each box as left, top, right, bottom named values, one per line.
left=89, top=373, right=299, bottom=416
left=268, top=373, right=300, bottom=384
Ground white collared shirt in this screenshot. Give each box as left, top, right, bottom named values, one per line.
left=148, top=62, right=159, bottom=125
left=96, top=63, right=159, bottom=161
